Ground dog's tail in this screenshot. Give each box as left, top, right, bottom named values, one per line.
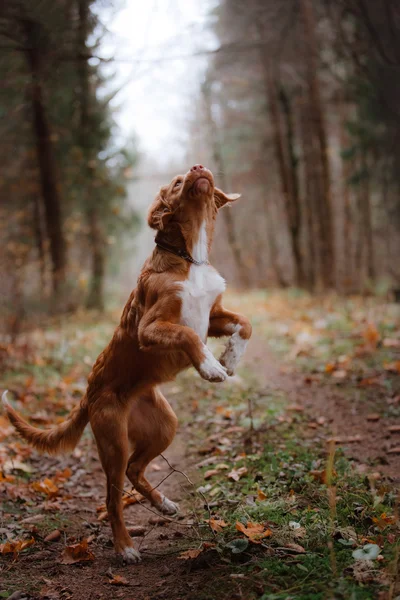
left=2, top=390, right=89, bottom=455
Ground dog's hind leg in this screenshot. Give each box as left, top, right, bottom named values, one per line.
left=91, top=400, right=141, bottom=564
left=126, top=387, right=179, bottom=515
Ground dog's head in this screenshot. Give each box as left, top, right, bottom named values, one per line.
left=148, top=165, right=241, bottom=249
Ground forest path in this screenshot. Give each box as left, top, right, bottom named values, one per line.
left=1, top=293, right=399, bottom=599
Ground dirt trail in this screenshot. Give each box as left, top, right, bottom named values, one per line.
left=246, top=335, right=400, bottom=483
left=2, top=335, right=399, bottom=599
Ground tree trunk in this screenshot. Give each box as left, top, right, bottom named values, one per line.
left=361, top=152, right=375, bottom=281
left=78, top=0, right=106, bottom=309
left=86, top=209, right=105, bottom=310
left=339, top=101, right=354, bottom=292
left=279, top=85, right=305, bottom=286
left=32, top=192, right=46, bottom=293
left=258, top=47, right=304, bottom=287
left=297, top=92, right=318, bottom=290
left=23, top=19, right=66, bottom=294
left=201, top=82, right=249, bottom=287
left=300, top=0, right=336, bottom=289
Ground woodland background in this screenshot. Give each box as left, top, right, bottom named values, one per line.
left=1, top=0, right=400, bottom=334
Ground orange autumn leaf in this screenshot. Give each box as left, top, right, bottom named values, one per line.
left=310, top=469, right=337, bottom=484
left=0, top=537, right=35, bottom=557
left=325, top=362, right=336, bottom=374
left=97, top=490, right=143, bottom=514
left=206, top=518, right=228, bottom=533
left=257, top=488, right=267, bottom=501
left=178, top=548, right=203, bottom=560
left=54, top=467, right=72, bottom=481
left=383, top=361, right=400, bottom=374
left=235, top=521, right=272, bottom=544
left=60, top=539, right=95, bottom=564
left=31, top=478, right=59, bottom=498
left=363, top=323, right=380, bottom=349
left=109, top=574, right=129, bottom=586
left=0, top=473, right=15, bottom=483
left=372, top=513, right=396, bottom=530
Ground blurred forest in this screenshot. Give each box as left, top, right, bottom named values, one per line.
left=0, top=0, right=139, bottom=335
left=1, top=0, right=400, bottom=335
left=190, top=0, right=400, bottom=293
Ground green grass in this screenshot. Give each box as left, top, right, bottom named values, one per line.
left=178, top=367, right=399, bottom=600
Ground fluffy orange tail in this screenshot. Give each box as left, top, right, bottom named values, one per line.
left=2, top=390, right=89, bottom=455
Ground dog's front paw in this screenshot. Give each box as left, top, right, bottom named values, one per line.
left=198, top=346, right=227, bottom=382
left=118, top=546, right=141, bottom=564
left=219, top=332, right=248, bottom=376
left=155, top=494, right=179, bottom=515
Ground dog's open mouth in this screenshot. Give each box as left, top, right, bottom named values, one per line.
left=193, top=177, right=211, bottom=195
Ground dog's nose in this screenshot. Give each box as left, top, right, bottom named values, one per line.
left=190, top=164, right=204, bottom=172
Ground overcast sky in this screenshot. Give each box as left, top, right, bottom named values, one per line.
left=95, top=0, right=217, bottom=167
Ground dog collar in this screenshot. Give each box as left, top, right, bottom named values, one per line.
left=156, top=241, right=209, bottom=266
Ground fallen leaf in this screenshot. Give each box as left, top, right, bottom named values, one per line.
left=54, top=468, right=72, bottom=481
left=97, top=490, right=143, bottom=516
left=178, top=548, right=202, bottom=560
left=383, top=361, right=400, bottom=374
left=285, top=543, right=306, bottom=553
left=387, top=447, right=400, bottom=454
left=44, top=529, right=61, bottom=542
left=366, top=414, right=380, bottom=422
left=204, top=469, right=219, bottom=480
left=388, top=425, right=400, bottom=433
left=287, top=404, right=304, bottom=412
left=372, top=513, right=396, bottom=530
left=327, top=435, right=363, bottom=444
left=235, top=521, right=272, bottom=544
left=0, top=537, right=35, bottom=557
left=257, top=488, right=267, bottom=501
left=31, top=478, right=59, bottom=498
left=60, top=539, right=95, bottom=564
left=332, top=369, right=347, bottom=379
left=310, top=469, right=337, bottom=484
left=363, top=324, right=380, bottom=349
left=3, top=459, right=33, bottom=474
left=109, top=574, right=129, bottom=586
left=228, top=466, right=248, bottom=481
left=206, top=518, right=228, bottom=533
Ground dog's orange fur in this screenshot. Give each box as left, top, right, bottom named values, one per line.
left=3, top=165, right=252, bottom=563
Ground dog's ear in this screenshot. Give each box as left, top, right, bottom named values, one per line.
left=148, top=188, right=174, bottom=230
left=214, top=188, right=241, bottom=209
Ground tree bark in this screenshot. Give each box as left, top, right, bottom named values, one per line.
left=300, top=0, right=336, bottom=289
left=202, top=82, right=249, bottom=288
left=297, top=92, right=318, bottom=290
left=78, top=0, right=105, bottom=309
left=259, top=49, right=305, bottom=287
left=32, top=191, right=46, bottom=293
left=86, top=209, right=105, bottom=310
left=279, top=85, right=305, bottom=287
left=23, top=19, right=66, bottom=294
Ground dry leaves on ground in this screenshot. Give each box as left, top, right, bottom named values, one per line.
left=0, top=537, right=35, bottom=558
left=206, top=518, right=229, bottom=533
left=60, top=539, right=95, bottom=564
left=235, top=521, right=272, bottom=544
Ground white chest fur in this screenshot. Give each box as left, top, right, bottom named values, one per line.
left=179, top=265, right=225, bottom=341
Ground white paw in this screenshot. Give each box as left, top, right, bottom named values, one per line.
left=219, top=331, right=248, bottom=376
left=118, top=546, right=141, bottom=564
left=198, top=346, right=227, bottom=382
left=156, top=494, right=179, bottom=515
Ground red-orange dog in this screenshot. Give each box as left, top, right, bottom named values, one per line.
left=3, top=165, right=252, bottom=563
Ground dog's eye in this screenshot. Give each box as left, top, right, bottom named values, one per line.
left=174, top=180, right=182, bottom=188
